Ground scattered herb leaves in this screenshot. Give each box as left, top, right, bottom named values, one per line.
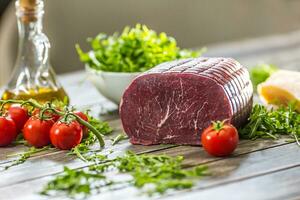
left=41, top=151, right=209, bottom=197
left=40, top=166, right=110, bottom=198
left=4, top=146, right=52, bottom=170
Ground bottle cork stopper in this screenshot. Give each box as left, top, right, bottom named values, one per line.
left=18, top=0, right=42, bottom=23
left=20, top=0, right=39, bottom=10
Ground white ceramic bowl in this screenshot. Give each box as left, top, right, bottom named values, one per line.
left=85, top=65, right=141, bottom=104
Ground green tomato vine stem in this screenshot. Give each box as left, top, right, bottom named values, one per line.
left=65, top=112, right=105, bottom=148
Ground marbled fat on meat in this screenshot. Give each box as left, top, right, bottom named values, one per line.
left=120, top=57, right=253, bottom=145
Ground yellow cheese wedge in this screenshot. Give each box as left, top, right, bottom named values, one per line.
left=258, top=70, right=300, bottom=112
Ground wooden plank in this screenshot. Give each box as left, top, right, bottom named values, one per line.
left=0, top=138, right=295, bottom=200
left=206, top=30, right=300, bottom=60
left=164, top=165, right=300, bottom=200
left=237, top=46, right=300, bottom=71
left=80, top=141, right=300, bottom=200
left=205, top=30, right=300, bottom=72
left=0, top=135, right=283, bottom=185
left=152, top=138, right=291, bottom=167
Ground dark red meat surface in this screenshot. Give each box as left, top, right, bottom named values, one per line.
left=120, top=57, right=253, bottom=145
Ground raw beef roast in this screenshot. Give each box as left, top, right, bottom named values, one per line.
left=120, top=57, right=253, bottom=145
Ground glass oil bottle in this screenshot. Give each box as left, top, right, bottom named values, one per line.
left=1, top=0, right=69, bottom=103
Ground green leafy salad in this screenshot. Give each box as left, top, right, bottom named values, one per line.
left=76, top=24, right=205, bottom=72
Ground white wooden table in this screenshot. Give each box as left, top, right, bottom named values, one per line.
left=1, top=30, right=300, bottom=200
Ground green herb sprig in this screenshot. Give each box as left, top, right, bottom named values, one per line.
left=76, top=24, right=206, bottom=72
left=4, top=146, right=51, bottom=170
left=112, top=133, right=128, bottom=146
left=40, top=166, right=110, bottom=197
left=41, top=151, right=208, bottom=197
left=240, top=104, right=300, bottom=141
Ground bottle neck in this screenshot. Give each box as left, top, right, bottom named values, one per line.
left=17, top=16, right=43, bottom=43
left=15, top=0, right=49, bottom=71
left=16, top=0, right=44, bottom=34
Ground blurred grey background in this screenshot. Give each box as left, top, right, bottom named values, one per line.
left=1, top=0, right=300, bottom=86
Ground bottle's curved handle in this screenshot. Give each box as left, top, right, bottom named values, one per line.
left=32, top=33, right=56, bottom=88
left=33, top=33, right=50, bottom=67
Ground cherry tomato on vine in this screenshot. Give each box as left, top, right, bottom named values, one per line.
left=74, top=111, right=88, bottom=137
left=23, top=117, right=54, bottom=148
left=50, top=120, right=83, bottom=150
left=32, top=108, right=61, bottom=122
left=8, top=106, right=29, bottom=132
left=201, top=121, right=239, bottom=157
left=0, top=117, right=17, bottom=146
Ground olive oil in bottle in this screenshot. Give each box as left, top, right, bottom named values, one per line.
left=2, top=88, right=68, bottom=103
left=1, top=0, right=69, bottom=104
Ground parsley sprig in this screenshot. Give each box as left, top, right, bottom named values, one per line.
left=41, top=151, right=208, bottom=197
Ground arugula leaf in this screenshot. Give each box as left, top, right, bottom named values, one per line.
left=41, top=151, right=208, bottom=197
left=40, top=166, right=109, bottom=197
left=4, top=146, right=51, bottom=170
left=87, top=115, right=112, bottom=135
left=112, top=133, right=128, bottom=146
left=115, top=152, right=208, bottom=195
left=239, top=103, right=300, bottom=141
left=250, top=64, right=278, bottom=89
left=76, top=24, right=206, bottom=72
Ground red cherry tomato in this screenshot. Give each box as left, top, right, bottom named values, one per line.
left=74, top=111, right=88, bottom=137
left=23, top=117, right=54, bottom=148
left=201, top=121, right=239, bottom=157
left=50, top=120, right=83, bottom=150
left=0, top=117, right=17, bottom=146
left=8, top=106, right=29, bottom=132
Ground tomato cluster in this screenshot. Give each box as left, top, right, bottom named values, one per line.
left=0, top=105, right=88, bottom=150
